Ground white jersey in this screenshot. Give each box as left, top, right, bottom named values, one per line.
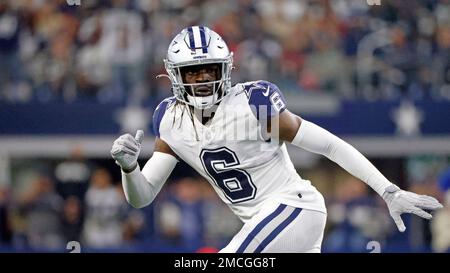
left=153, top=80, right=326, bottom=222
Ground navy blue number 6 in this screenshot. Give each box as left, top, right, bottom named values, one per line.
left=200, top=147, right=257, bottom=203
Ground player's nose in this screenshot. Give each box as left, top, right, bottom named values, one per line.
left=195, top=71, right=212, bottom=82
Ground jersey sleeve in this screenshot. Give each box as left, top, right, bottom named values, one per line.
left=244, top=81, right=287, bottom=122
left=152, top=97, right=175, bottom=137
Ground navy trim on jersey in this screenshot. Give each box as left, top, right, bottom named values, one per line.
left=199, top=26, right=208, bottom=53
left=236, top=204, right=287, bottom=253
left=244, top=81, right=287, bottom=121
left=254, top=207, right=302, bottom=253
left=152, top=97, right=175, bottom=137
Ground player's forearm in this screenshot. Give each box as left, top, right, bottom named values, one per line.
left=121, top=152, right=178, bottom=208
left=290, top=120, right=392, bottom=196
left=122, top=166, right=156, bottom=208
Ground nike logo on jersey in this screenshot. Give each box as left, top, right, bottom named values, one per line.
left=262, top=85, right=270, bottom=97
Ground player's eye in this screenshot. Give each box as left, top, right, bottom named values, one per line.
left=185, top=71, right=197, bottom=77
left=206, top=65, right=220, bottom=75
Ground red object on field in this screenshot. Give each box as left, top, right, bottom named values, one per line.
left=196, top=246, right=219, bottom=253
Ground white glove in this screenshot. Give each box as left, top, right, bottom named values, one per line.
left=111, top=130, right=144, bottom=173
left=382, top=184, right=443, bottom=232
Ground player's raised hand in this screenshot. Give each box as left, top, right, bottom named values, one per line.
left=111, top=130, right=144, bottom=173
left=382, top=185, right=443, bottom=232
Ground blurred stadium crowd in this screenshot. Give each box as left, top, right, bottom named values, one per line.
left=1, top=153, right=449, bottom=253
left=1, top=0, right=450, bottom=104
left=1, top=0, right=450, bottom=253
left=0, top=150, right=244, bottom=252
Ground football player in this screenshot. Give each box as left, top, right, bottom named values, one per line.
left=111, top=26, right=442, bottom=252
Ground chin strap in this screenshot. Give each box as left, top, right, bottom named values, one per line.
left=155, top=74, right=171, bottom=80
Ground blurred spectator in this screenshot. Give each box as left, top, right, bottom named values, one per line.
left=81, top=168, right=126, bottom=249
left=18, top=174, right=64, bottom=250
left=122, top=209, right=146, bottom=244
left=376, top=24, right=420, bottom=99
left=100, top=0, right=145, bottom=103
left=323, top=176, right=391, bottom=252
left=53, top=146, right=92, bottom=199
left=0, top=2, right=26, bottom=101
left=61, top=195, right=83, bottom=243
left=156, top=177, right=205, bottom=251
left=0, top=186, right=13, bottom=246
left=156, top=177, right=242, bottom=251
left=434, top=23, right=450, bottom=99
left=431, top=167, right=450, bottom=252
left=75, top=11, right=111, bottom=101
left=200, top=180, right=242, bottom=248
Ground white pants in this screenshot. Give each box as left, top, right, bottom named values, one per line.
left=220, top=203, right=327, bottom=253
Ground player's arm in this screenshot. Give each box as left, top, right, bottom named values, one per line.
left=276, top=110, right=443, bottom=232
left=111, top=131, right=178, bottom=208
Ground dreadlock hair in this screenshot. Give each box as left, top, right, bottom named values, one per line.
left=171, top=99, right=200, bottom=141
